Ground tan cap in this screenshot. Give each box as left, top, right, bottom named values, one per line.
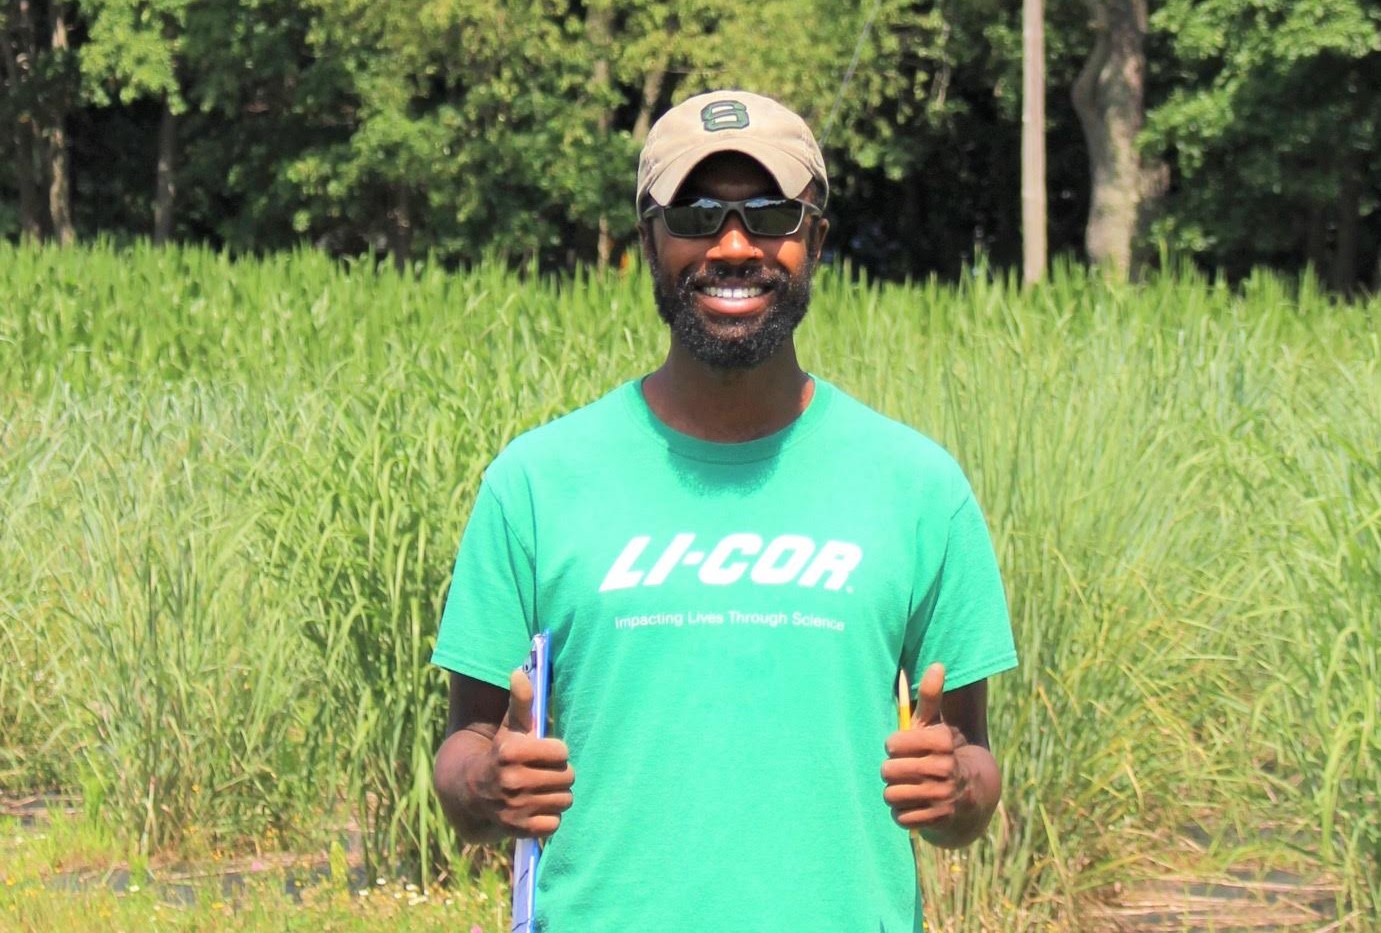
left=636, top=90, right=828, bottom=208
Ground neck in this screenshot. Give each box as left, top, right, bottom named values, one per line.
left=641, top=341, right=814, bottom=443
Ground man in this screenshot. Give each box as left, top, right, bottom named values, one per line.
left=432, top=90, right=1017, bottom=933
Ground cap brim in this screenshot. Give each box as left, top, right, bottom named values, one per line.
left=645, top=139, right=816, bottom=205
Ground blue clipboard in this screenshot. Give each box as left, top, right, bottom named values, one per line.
left=511, top=630, right=550, bottom=933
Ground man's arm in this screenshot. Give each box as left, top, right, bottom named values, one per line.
left=433, top=670, right=575, bottom=843
left=881, top=665, right=1002, bottom=849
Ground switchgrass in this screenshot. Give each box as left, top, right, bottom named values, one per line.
left=1, top=386, right=322, bottom=855
left=1, top=240, right=1377, bottom=929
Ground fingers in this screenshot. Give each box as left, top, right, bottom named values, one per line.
left=881, top=751, right=955, bottom=784
left=883, top=778, right=956, bottom=809
left=512, top=810, right=567, bottom=838
left=889, top=801, right=958, bottom=829
left=498, top=789, right=575, bottom=838
left=882, top=746, right=962, bottom=829
left=496, top=737, right=574, bottom=775
left=494, top=757, right=574, bottom=838
left=881, top=668, right=962, bottom=831
left=486, top=736, right=576, bottom=837
left=914, top=662, right=946, bottom=726
left=490, top=667, right=573, bottom=838
left=483, top=662, right=574, bottom=839
left=884, top=721, right=955, bottom=758
left=506, top=667, right=534, bottom=734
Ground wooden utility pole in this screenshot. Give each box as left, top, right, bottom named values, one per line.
left=586, top=1, right=615, bottom=271
left=1022, top=0, right=1048, bottom=285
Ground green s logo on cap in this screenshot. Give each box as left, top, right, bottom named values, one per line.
left=700, top=100, right=749, bottom=132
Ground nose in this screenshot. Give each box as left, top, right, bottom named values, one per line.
left=705, top=213, right=764, bottom=264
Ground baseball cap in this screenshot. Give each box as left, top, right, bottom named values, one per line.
left=636, top=90, right=828, bottom=208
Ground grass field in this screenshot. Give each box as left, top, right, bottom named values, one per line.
left=1, top=240, right=1377, bottom=931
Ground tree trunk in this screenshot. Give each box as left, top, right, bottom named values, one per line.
left=46, top=120, right=73, bottom=245
left=2, top=0, right=46, bottom=240
left=154, top=94, right=178, bottom=245
left=1304, top=200, right=1328, bottom=277
left=1021, top=0, right=1047, bottom=285
left=1132, top=157, right=1168, bottom=276
left=1071, top=0, right=1147, bottom=280
left=386, top=185, right=413, bottom=273
left=632, top=63, right=668, bottom=143
left=1331, top=157, right=1360, bottom=294
left=902, top=174, right=924, bottom=276
left=13, top=125, right=45, bottom=242
left=46, top=1, right=74, bottom=246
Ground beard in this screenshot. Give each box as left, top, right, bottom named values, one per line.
left=650, top=257, right=814, bottom=370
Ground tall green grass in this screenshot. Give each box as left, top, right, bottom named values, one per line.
left=1, top=240, right=1376, bottom=928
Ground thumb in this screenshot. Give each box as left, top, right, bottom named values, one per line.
left=504, top=668, right=534, bottom=734
left=914, top=662, right=946, bottom=727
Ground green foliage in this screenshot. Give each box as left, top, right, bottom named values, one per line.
left=257, top=382, right=468, bottom=878
left=6, top=0, right=1381, bottom=284
left=0, top=373, right=324, bottom=853
left=80, top=0, right=191, bottom=108
left=1145, top=0, right=1381, bottom=275
left=279, top=0, right=626, bottom=263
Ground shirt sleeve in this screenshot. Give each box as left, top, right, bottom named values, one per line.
left=431, top=478, right=537, bottom=688
left=902, top=487, right=1017, bottom=694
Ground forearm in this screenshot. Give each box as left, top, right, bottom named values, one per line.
left=433, top=728, right=508, bottom=843
left=920, top=743, right=1001, bottom=849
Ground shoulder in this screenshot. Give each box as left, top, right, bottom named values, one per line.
left=483, top=380, right=637, bottom=489
left=818, top=380, right=970, bottom=499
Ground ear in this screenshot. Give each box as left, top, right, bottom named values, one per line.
left=809, top=217, right=830, bottom=264
left=637, top=221, right=658, bottom=266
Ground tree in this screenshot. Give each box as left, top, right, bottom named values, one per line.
left=79, top=0, right=315, bottom=246
left=581, top=0, right=759, bottom=267
left=282, top=0, right=620, bottom=270
left=1, top=0, right=78, bottom=243
left=81, top=0, right=196, bottom=244
left=1071, top=0, right=1162, bottom=279
left=1145, top=0, right=1381, bottom=290
left=282, top=0, right=811, bottom=270
left=763, top=0, right=1072, bottom=278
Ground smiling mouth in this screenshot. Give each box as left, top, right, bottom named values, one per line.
left=699, top=284, right=768, bottom=300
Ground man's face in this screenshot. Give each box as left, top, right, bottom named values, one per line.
left=643, top=152, right=827, bottom=370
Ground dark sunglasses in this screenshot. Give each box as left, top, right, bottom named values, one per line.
left=642, top=196, right=822, bottom=238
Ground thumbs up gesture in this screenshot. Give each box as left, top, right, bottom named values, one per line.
left=881, top=663, right=970, bottom=830
left=478, top=668, right=575, bottom=838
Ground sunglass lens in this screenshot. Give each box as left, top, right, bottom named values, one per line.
left=663, top=200, right=726, bottom=237
left=743, top=200, right=803, bottom=236
left=659, top=198, right=806, bottom=237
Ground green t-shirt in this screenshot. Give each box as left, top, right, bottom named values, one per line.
left=432, top=377, right=1017, bottom=933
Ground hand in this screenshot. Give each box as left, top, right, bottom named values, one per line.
left=881, top=662, right=970, bottom=830
left=475, top=668, right=575, bottom=838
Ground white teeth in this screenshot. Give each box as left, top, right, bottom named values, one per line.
left=701, top=286, right=765, bottom=299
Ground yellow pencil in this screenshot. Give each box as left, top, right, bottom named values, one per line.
left=896, top=669, right=911, bottom=730
left=896, top=668, right=921, bottom=847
